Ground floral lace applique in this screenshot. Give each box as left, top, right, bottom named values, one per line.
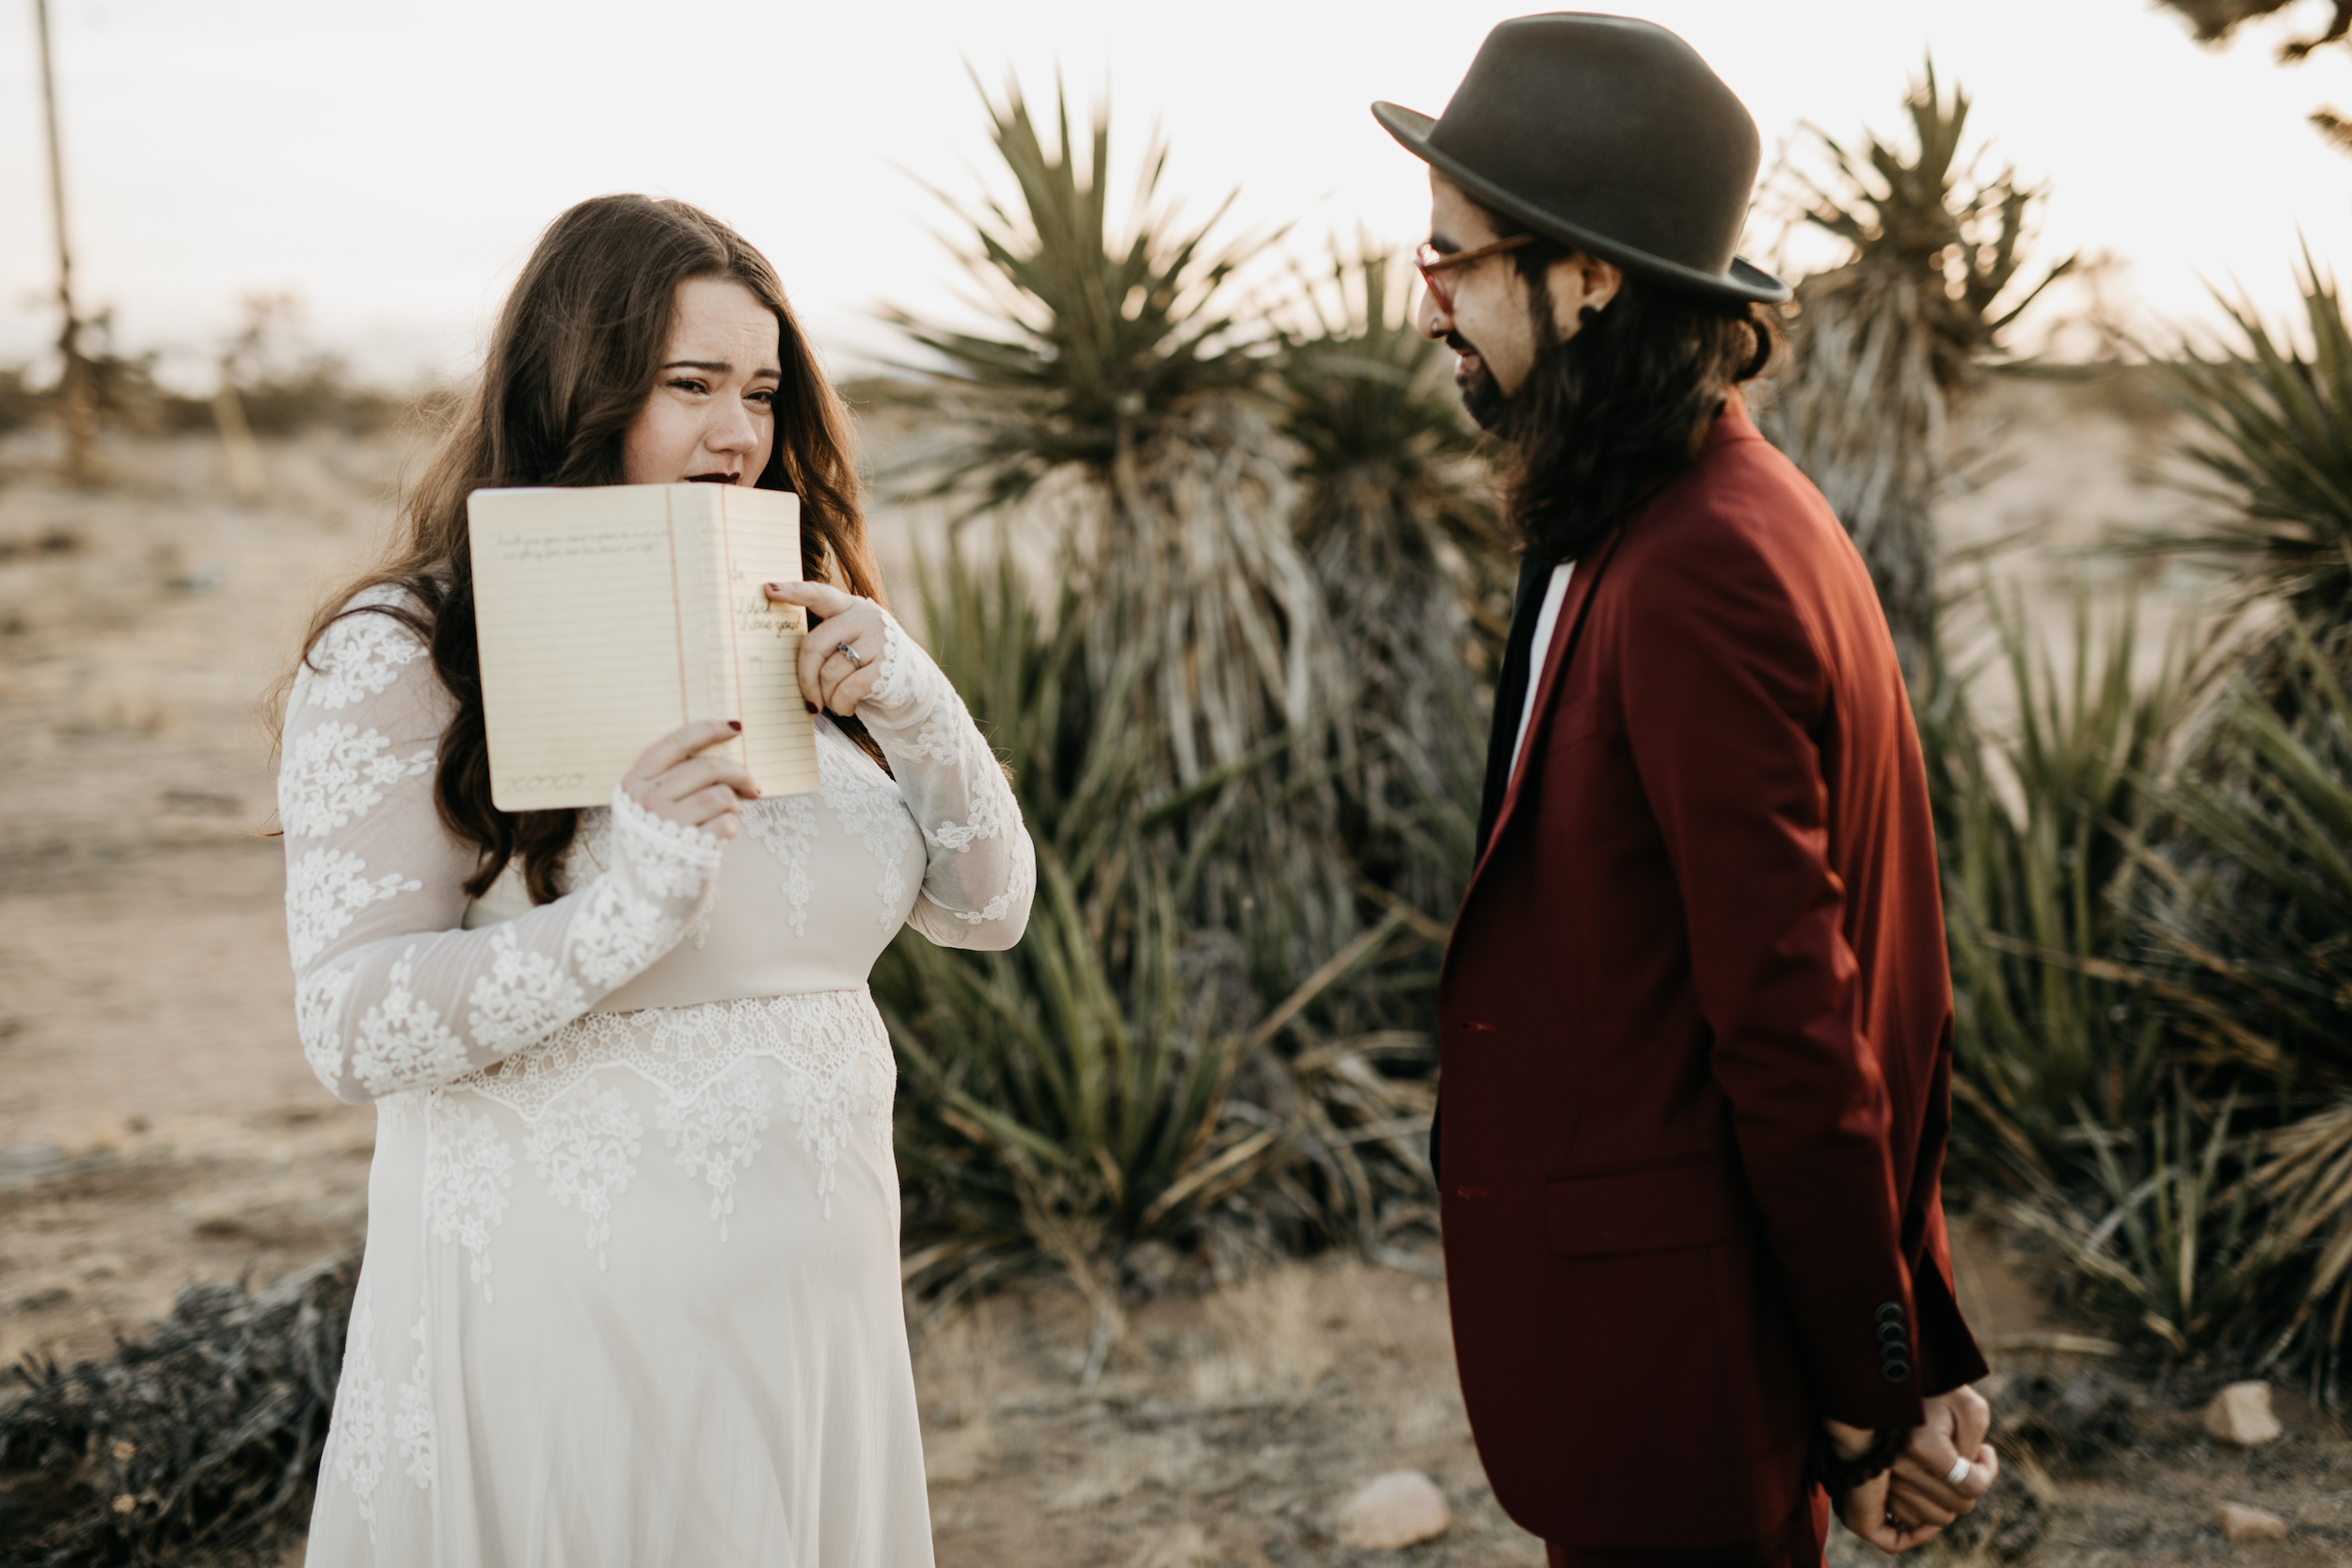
left=287, top=849, right=421, bottom=968
left=424, top=1095, right=515, bottom=1302
left=393, top=1310, right=434, bottom=1490
left=865, top=610, right=919, bottom=712
left=923, top=741, right=1020, bottom=857
left=609, top=784, right=724, bottom=900
left=566, top=875, right=677, bottom=990
left=657, top=1056, right=773, bottom=1240
left=302, top=600, right=428, bottom=713
left=296, top=961, right=357, bottom=1088
left=856, top=615, right=1031, bottom=928
left=739, top=795, right=818, bottom=936
left=815, top=727, right=917, bottom=933
left=457, top=989, right=895, bottom=1218
left=950, top=847, right=1037, bottom=928
left=466, top=927, right=588, bottom=1053
left=352, top=946, right=471, bottom=1096
left=377, top=1090, right=417, bottom=1137
left=278, top=722, right=434, bottom=839
left=570, top=807, right=714, bottom=952
left=328, top=1288, right=386, bottom=1532
left=522, top=1082, right=643, bottom=1268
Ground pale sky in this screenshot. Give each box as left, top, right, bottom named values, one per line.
left=4, top=0, right=2351, bottom=390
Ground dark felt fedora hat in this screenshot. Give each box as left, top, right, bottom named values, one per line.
left=1374, top=12, right=1788, bottom=305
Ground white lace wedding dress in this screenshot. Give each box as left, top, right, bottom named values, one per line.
left=279, top=588, right=1034, bottom=1566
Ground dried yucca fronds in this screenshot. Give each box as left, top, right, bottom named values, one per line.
left=1763, top=59, right=2072, bottom=677
left=0, top=1259, right=354, bottom=1567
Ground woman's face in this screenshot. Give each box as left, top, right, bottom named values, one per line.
left=621, top=277, right=781, bottom=485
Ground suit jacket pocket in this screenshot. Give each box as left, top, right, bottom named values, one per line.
left=1546, top=694, right=1611, bottom=754
left=1545, top=1152, right=1749, bottom=1258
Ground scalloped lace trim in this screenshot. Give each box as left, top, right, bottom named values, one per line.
left=866, top=610, right=916, bottom=711
left=448, top=989, right=893, bottom=1222
left=609, top=784, right=723, bottom=900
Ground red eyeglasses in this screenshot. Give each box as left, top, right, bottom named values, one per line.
left=1414, top=235, right=1537, bottom=313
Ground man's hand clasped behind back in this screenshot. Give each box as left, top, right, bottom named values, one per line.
left=1829, top=1386, right=2001, bottom=1553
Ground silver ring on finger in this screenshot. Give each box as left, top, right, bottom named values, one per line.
left=1945, top=1456, right=1972, bottom=1487
left=827, top=641, right=865, bottom=670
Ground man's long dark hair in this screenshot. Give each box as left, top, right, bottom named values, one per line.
left=1486, top=219, right=1780, bottom=564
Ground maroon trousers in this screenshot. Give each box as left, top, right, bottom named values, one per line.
left=1547, top=1493, right=1827, bottom=1568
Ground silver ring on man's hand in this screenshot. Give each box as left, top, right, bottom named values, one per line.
left=828, top=641, right=865, bottom=670
left=1945, top=1456, right=1972, bottom=1487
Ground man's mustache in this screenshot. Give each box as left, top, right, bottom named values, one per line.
left=1445, top=331, right=1479, bottom=360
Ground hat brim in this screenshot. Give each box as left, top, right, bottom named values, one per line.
left=1372, top=101, right=1789, bottom=307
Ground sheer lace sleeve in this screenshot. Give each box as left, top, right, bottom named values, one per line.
left=278, top=591, right=724, bottom=1105
left=856, top=610, right=1035, bottom=951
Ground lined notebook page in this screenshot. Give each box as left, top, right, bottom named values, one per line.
left=711, top=490, right=820, bottom=797
left=470, top=486, right=691, bottom=812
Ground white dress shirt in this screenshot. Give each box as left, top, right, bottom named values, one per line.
left=1508, top=561, right=1576, bottom=783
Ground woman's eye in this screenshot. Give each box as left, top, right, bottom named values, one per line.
left=667, top=378, right=707, bottom=395
left=747, top=388, right=776, bottom=407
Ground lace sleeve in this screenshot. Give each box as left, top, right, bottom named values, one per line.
left=855, top=611, right=1036, bottom=951
left=278, top=592, right=723, bottom=1104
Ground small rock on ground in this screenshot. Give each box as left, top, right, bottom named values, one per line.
left=2204, top=1382, right=2285, bottom=1448
left=2217, top=1502, right=2289, bottom=1542
left=1336, top=1469, right=1451, bottom=1549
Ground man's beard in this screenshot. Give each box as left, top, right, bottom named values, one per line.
left=1449, top=332, right=1512, bottom=432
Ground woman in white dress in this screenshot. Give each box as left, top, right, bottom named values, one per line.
left=277, top=194, right=1033, bottom=1565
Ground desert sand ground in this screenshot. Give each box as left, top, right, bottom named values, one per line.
left=2, top=381, right=2346, bottom=1565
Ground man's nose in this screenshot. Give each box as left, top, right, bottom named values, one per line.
left=1415, top=285, right=1448, bottom=341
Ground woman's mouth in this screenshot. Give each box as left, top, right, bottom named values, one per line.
left=687, top=471, right=738, bottom=484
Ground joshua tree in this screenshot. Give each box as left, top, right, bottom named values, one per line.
left=888, top=82, right=1353, bottom=983
left=1762, top=61, right=2071, bottom=680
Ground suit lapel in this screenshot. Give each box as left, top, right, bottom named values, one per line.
left=1462, top=527, right=1622, bottom=898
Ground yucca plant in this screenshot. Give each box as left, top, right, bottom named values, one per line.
left=1763, top=59, right=2074, bottom=678
left=875, top=538, right=1392, bottom=1377
left=1275, top=246, right=1501, bottom=932
left=2116, top=619, right=2352, bottom=1390
left=2153, top=255, right=2352, bottom=626
left=1929, top=589, right=2184, bottom=1191
left=2008, top=1084, right=2269, bottom=1363
left=886, top=78, right=1355, bottom=989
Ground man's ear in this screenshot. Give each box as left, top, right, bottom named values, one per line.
left=1579, top=255, right=1625, bottom=315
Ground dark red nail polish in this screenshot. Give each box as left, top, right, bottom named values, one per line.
left=726, top=720, right=742, bottom=732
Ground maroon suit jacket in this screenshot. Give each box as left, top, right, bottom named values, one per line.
left=1437, top=399, right=1985, bottom=1549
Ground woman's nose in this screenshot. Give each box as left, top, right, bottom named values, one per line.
left=708, top=401, right=758, bottom=453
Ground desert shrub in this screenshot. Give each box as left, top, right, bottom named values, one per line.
left=0, top=1260, right=352, bottom=1567
left=875, top=539, right=1409, bottom=1373
left=1928, top=591, right=2183, bottom=1192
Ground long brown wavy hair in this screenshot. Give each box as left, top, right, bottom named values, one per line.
left=1482, top=213, right=1781, bottom=565
left=276, top=195, right=883, bottom=905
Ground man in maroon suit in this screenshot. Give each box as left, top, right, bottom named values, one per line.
left=1374, top=16, right=2000, bottom=1565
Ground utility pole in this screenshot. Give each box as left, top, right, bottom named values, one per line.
left=34, top=0, right=96, bottom=483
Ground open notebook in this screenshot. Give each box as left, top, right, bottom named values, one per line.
left=467, top=483, right=819, bottom=812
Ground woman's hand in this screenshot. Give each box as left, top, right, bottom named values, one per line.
left=765, top=580, right=886, bottom=718
left=622, top=719, right=759, bottom=840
